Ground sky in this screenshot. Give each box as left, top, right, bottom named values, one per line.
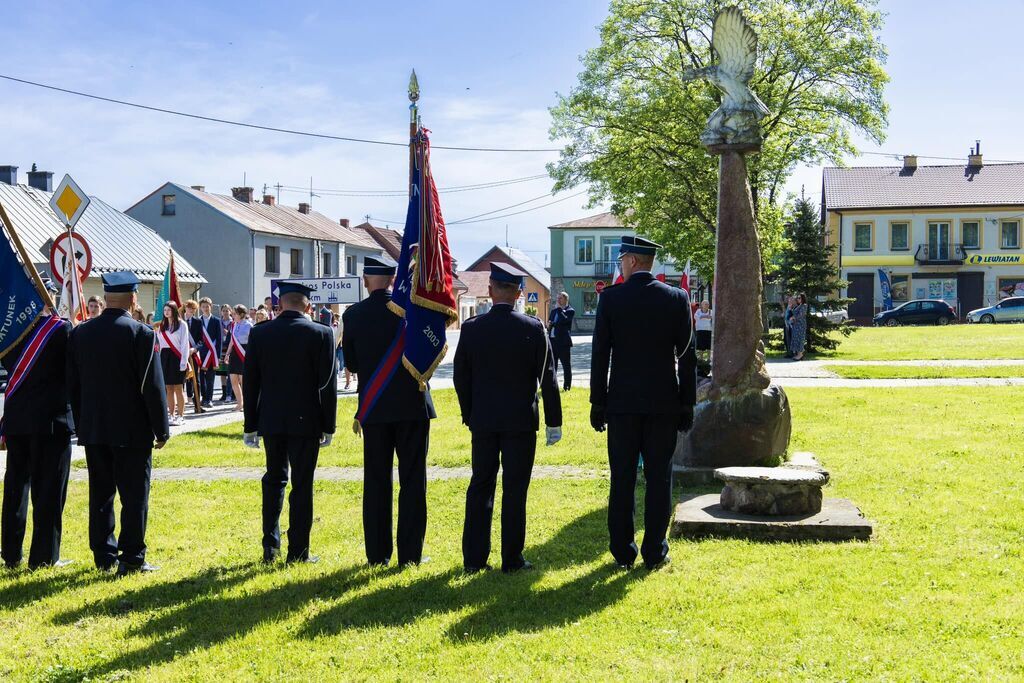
left=2, top=0, right=1024, bottom=269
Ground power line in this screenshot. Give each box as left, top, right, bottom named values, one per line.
left=448, top=191, right=589, bottom=225
left=448, top=191, right=564, bottom=224
left=0, top=73, right=562, bottom=153
left=276, top=173, right=550, bottom=197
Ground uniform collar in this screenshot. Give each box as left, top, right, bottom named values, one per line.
left=278, top=310, right=303, bottom=319
left=370, top=288, right=392, bottom=299
left=102, top=308, right=129, bottom=317
left=629, top=271, right=654, bottom=282
left=490, top=303, right=514, bottom=313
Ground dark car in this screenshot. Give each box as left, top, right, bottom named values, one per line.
left=873, top=299, right=957, bottom=327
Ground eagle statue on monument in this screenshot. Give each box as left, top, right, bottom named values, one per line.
left=682, top=6, right=769, bottom=147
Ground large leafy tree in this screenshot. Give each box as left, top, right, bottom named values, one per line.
left=777, top=197, right=851, bottom=352
left=549, top=0, right=889, bottom=279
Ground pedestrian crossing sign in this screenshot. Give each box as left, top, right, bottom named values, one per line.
left=527, top=292, right=539, bottom=303
left=48, top=174, right=91, bottom=228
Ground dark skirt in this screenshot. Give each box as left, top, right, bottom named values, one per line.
left=160, top=348, right=186, bottom=386
left=228, top=344, right=247, bottom=375
left=696, top=329, right=712, bottom=351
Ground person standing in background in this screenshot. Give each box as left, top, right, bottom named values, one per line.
left=157, top=302, right=191, bottom=426
left=219, top=304, right=235, bottom=403
left=783, top=295, right=795, bottom=359
left=227, top=305, right=252, bottom=413
left=694, top=300, right=713, bottom=363
left=789, top=294, right=808, bottom=361
left=196, top=298, right=221, bottom=409
left=547, top=291, right=575, bottom=391
left=86, top=296, right=104, bottom=319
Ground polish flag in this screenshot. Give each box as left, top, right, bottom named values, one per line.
left=613, top=261, right=624, bottom=285
left=679, top=259, right=691, bottom=296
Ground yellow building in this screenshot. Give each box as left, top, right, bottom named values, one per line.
left=823, top=148, right=1024, bottom=324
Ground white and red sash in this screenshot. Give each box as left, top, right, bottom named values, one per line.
left=200, top=320, right=218, bottom=370
left=228, top=324, right=246, bottom=363
left=0, top=315, right=64, bottom=447
left=160, top=327, right=185, bottom=365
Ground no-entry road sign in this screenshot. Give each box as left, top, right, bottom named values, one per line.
left=49, top=231, right=92, bottom=285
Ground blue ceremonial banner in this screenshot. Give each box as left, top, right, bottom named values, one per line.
left=0, top=217, right=45, bottom=360
left=878, top=269, right=893, bottom=311
left=389, top=127, right=458, bottom=389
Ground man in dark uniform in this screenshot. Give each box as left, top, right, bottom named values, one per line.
left=243, top=282, right=337, bottom=564
left=547, top=291, right=575, bottom=391
left=590, top=236, right=697, bottom=570
left=342, top=256, right=436, bottom=567
left=67, top=271, right=169, bottom=575
left=1, top=310, right=74, bottom=570
left=455, top=262, right=562, bottom=573
left=197, top=297, right=222, bottom=408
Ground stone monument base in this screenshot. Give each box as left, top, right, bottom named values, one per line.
left=678, top=383, right=792, bottom=468
left=716, top=466, right=828, bottom=515
left=671, top=494, right=872, bottom=542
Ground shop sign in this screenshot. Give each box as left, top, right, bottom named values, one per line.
left=966, top=254, right=1024, bottom=266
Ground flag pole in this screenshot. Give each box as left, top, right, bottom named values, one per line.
left=0, top=200, right=57, bottom=310
left=409, top=69, right=420, bottom=194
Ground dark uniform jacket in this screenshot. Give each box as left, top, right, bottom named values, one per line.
left=185, top=316, right=204, bottom=356
left=547, top=305, right=575, bottom=348
left=0, top=319, right=73, bottom=436
left=454, top=304, right=562, bottom=433
left=67, top=308, right=169, bottom=447
left=342, top=289, right=436, bottom=425
left=590, top=272, right=697, bottom=416
left=197, top=314, right=222, bottom=358
left=243, top=310, right=337, bottom=437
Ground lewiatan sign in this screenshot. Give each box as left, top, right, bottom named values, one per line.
left=965, top=254, right=1024, bottom=266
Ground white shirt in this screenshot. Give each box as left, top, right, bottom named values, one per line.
left=157, top=321, right=192, bottom=370
left=695, top=309, right=713, bottom=332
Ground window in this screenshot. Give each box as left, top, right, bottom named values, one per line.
left=290, top=248, right=303, bottom=275
left=1000, top=220, right=1020, bottom=249
left=891, top=274, right=910, bottom=301
left=961, top=221, right=981, bottom=250
left=265, top=246, right=279, bottom=273
left=575, top=237, right=594, bottom=264
left=161, top=194, right=175, bottom=216
left=600, top=236, right=621, bottom=262
left=346, top=255, right=356, bottom=275
left=582, top=290, right=598, bottom=315
left=323, top=252, right=332, bottom=276
left=889, top=222, right=909, bottom=251
left=854, top=222, right=872, bottom=251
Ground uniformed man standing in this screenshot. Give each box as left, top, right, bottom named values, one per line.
left=243, top=282, right=336, bottom=564
left=342, top=256, right=435, bottom=567
left=1, top=311, right=74, bottom=570
left=547, top=291, right=575, bottom=391
left=455, top=263, right=562, bottom=573
left=67, top=271, right=169, bottom=575
left=590, top=236, right=697, bottom=570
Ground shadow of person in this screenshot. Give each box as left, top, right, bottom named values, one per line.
left=0, top=565, right=104, bottom=612
left=55, top=562, right=374, bottom=677
left=298, top=506, right=643, bottom=641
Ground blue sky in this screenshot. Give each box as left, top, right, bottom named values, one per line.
left=2, top=1, right=1023, bottom=267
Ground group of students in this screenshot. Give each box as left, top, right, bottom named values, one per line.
left=2, top=236, right=697, bottom=577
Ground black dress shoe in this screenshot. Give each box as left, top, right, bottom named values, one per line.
left=613, top=561, right=634, bottom=571
left=286, top=555, right=319, bottom=565
left=644, top=555, right=670, bottom=571
left=367, top=560, right=390, bottom=568
left=3, top=559, right=20, bottom=570
left=263, top=549, right=280, bottom=564
left=464, top=564, right=493, bottom=575
left=29, top=559, right=75, bottom=571
left=116, top=562, right=160, bottom=577
left=502, top=560, right=534, bottom=574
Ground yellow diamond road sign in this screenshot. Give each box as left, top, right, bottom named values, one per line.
left=48, top=174, right=91, bottom=228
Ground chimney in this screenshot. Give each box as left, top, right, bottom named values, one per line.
left=298, top=202, right=311, bottom=214
left=902, top=155, right=917, bottom=171
left=191, top=185, right=205, bottom=191
left=231, top=186, right=254, bottom=203
left=27, top=166, right=53, bottom=192
left=968, top=140, right=983, bottom=168
left=0, top=165, right=16, bottom=185
left=339, top=218, right=350, bottom=228
left=263, top=194, right=276, bottom=206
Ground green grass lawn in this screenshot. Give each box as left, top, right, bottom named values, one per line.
left=4, top=385, right=1024, bottom=678
left=825, top=364, right=1024, bottom=379
left=768, top=323, right=1024, bottom=360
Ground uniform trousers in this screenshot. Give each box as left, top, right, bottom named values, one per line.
left=261, top=435, right=320, bottom=560
left=84, top=445, right=152, bottom=568
left=1, top=433, right=72, bottom=568
left=361, top=419, right=429, bottom=565
left=199, top=367, right=216, bottom=404
left=462, top=430, right=536, bottom=570
left=606, top=413, right=677, bottom=567
left=552, top=344, right=572, bottom=390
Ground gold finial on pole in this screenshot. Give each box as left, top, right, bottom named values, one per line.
left=408, top=69, right=420, bottom=103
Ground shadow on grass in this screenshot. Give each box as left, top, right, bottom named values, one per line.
left=51, top=562, right=375, bottom=677
left=0, top=566, right=106, bottom=611
left=300, top=507, right=644, bottom=642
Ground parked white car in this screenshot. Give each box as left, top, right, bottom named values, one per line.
left=810, top=306, right=849, bottom=325
left=966, top=297, right=1024, bottom=323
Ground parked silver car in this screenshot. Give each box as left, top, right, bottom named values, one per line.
left=966, top=297, right=1024, bottom=323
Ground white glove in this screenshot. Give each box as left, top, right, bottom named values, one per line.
left=242, top=432, right=260, bottom=449
left=545, top=426, right=562, bottom=446
left=320, top=433, right=333, bottom=448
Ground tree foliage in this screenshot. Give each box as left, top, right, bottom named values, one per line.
left=776, top=197, right=851, bottom=352
left=549, top=0, right=889, bottom=279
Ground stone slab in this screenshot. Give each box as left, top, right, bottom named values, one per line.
left=715, top=466, right=828, bottom=486
left=672, top=465, right=719, bottom=486
left=671, top=494, right=873, bottom=542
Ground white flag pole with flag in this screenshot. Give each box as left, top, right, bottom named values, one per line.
left=56, top=228, right=88, bottom=324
